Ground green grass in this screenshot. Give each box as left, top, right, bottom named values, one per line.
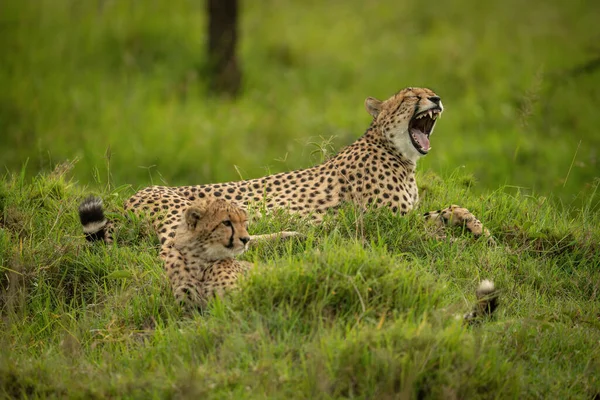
left=1, top=0, right=599, bottom=204
left=1, top=166, right=599, bottom=398
left=2, top=0, right=600, bottom=398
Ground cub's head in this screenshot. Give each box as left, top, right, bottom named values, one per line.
left=365, top=87, right=443, bottom=162
left=176, top=199, right=250, bottom=260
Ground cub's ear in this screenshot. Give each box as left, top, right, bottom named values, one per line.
left=365, top=97, right=382, bottom=118
left=184, top=206, right=205, bottom=230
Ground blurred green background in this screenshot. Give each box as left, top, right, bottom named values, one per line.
left=1, top=0, right=599, bottom=205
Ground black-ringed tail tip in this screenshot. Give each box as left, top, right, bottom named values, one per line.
left=464, top=280, right=499, bottom=324
left=78, top=196, right=107, bottom=242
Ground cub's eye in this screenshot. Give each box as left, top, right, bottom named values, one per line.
left=222, top=220, right=232, bottom=227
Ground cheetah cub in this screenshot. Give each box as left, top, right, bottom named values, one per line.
left=166, top=199, right=297, bottom=310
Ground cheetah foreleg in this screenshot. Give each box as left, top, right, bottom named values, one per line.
left=423, top=205, right=494, bottom=244
left=162, top=246, right=209, bottom=311
left=249, top=231, right=302, bottom=245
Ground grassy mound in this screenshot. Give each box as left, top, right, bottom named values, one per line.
left=1, top=166, right=598, bottom=398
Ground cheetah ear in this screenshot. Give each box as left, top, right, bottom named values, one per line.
left=365, top=97, right=382, bottom=118
left=184, top=206, right=205, bottom=230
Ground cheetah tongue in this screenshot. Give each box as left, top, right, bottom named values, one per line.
left=410, top=128, right=430, bottom=151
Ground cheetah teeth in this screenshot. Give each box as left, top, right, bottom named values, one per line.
left=415, top=111, right=440, bottom=120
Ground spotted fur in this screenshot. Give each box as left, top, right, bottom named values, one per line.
left=122, top=87, right=491, bottom=245
left=424, top=205, right=493, bottom=243
left=79, top=196, right=299, bottom=309
left=166, top=199, right=253, bottom=309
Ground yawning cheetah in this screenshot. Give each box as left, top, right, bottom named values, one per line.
left=118, top=87, right=491, bottom=246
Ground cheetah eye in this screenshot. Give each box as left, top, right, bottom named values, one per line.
left=222, top=220, right=232, bottom=227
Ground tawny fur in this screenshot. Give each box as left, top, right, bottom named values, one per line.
left=164, top=199, right=253, bottom=310
left=79, top=196, right=298, bottom=310
left=79, top=87, right=495, bottom=311
left=121, top=87, right=492, bottom=247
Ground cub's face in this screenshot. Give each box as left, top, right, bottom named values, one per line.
left=177, top=200, right=250, bottom=260
left=365, top=87, right=443, bottom=162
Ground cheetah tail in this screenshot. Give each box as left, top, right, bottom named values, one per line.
left=463, top=280, right=499, bottom=324
left=78, top=196, right=110, bottom=243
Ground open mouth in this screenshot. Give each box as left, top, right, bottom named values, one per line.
left=409, top=107, right=442, bottom=155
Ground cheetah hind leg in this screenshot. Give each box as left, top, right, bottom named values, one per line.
left=423, top=205, right=495, bottom=244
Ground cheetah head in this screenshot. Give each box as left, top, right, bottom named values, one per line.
left=176, top=200, right=250, bottom=260
left=365, top=87, right=443, bottom=162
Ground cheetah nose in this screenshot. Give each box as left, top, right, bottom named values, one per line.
left=240, top=236, right=250, bottom=245
left=428, top=96, right=441, bottom=105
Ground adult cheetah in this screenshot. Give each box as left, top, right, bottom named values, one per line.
left=121, top=87, right=491, bottom=246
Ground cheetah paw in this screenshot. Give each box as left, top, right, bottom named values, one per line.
left=424, top=205, right=495, bottom=244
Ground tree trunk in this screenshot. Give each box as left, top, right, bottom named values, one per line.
left=207, top=0, right=241, bottom=96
